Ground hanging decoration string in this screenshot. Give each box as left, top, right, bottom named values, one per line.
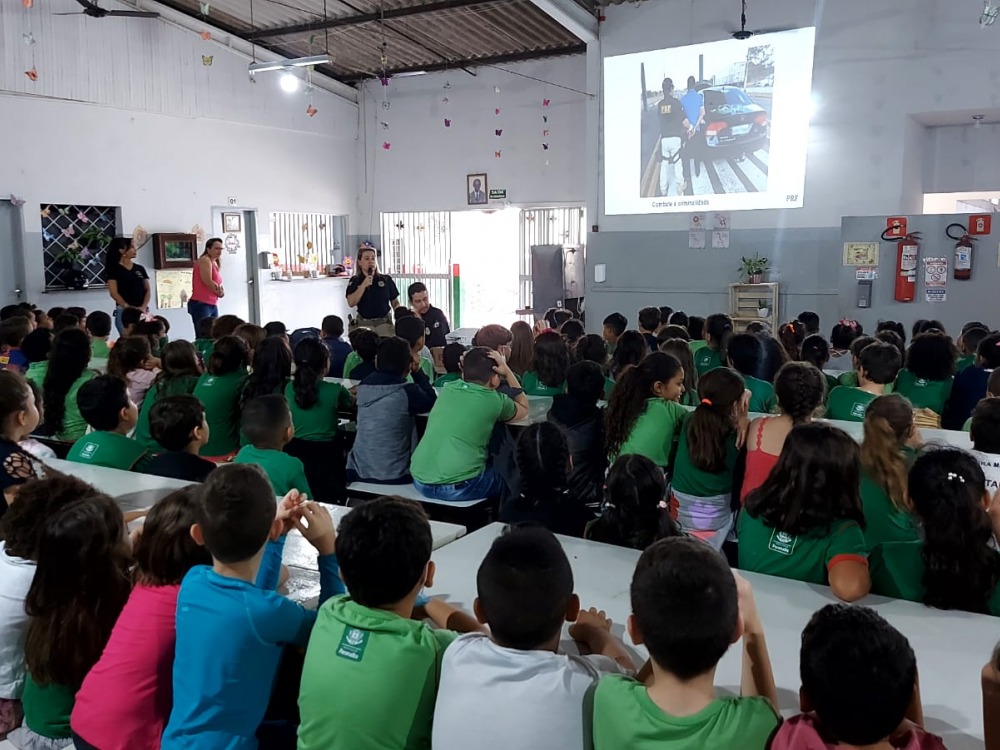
left=479, top=63, right=594, bottom=99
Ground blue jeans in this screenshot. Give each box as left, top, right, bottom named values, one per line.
left=414, top=467, right=505, bottom=502
left=188, top=299, right=219, bottom=330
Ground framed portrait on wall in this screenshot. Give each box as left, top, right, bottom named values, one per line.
left=467, top=173, right=488, bottom=205
left=152, top=233, right=198, bottom=269
left=223, top=212, right=242, bottom=233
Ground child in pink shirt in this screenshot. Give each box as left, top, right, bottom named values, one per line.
left=70, top=487, right=212, bottom=750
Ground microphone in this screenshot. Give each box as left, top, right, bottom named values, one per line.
left=367, top=267, right=374, bottom=278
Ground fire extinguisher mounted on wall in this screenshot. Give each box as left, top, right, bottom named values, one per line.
left=946, top=223, right=975, bottom=280
left=881, top=227, right=921, bottom=303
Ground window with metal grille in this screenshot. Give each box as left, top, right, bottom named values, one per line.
left=270, top=212, right=344, bottom=275
left=518, top=207, right=587, bottom=315
left=41, top=204, right=120, bottom=290
left=379, top=211, right=453, bottom=322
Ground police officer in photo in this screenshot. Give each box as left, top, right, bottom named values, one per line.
left=657, top=77, right=693, bottom=197
left=407, top=282, right=451, bottom=348
left=345, top=242, right=399, bottom=337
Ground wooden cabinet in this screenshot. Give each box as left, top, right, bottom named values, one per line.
left=729, top=282, right=779, bottom=332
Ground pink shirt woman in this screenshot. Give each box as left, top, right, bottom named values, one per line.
left=188, top=238, right=224, bottom=331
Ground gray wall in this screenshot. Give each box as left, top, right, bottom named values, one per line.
left=839, top=214, right=999, bottom=334
left=585, top=227, right=842, bottom=333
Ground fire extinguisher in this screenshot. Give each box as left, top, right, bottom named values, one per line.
left=882, top=229, right=920, bottom=302
left=947, top=223, right=975, bottom=280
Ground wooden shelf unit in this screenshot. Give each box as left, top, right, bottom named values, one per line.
left=730, top=282, right=779, bottom=332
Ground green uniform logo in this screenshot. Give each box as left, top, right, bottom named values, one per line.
left=336, top=627, right=370, bottom=662
left=850, top=401, right=867, bottom=419
left=768, top=529, right=796, bottom=556
left=80, top=442, right=99, bottom=459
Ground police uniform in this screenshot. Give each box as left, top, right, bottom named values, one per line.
left=346, top=273, right=399, bottom=337
left=658, top=94, right=688, bottom=196
left=419, top=306, right=451, bottom=348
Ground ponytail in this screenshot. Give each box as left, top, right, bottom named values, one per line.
left=687, top=367, right=744, bottom=473
left=705, top=314, right=733, bottom=361
left=605, top=352, right=682, bottom=458
left=589, top=455, right=679, bottom=550
left=292, top=338, right=330, bottom=410
left=861, top=395, right=913, bottom=511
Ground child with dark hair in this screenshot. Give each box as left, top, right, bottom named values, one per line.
left=66, top=375, right=148, bottom=471
left=53, top=312, right=84, bottom=335
left=11, top=491, right=132, bottom=749
left=656, top=325, right=689, bottom=345
left=411, top=348, right=528, bottom=501
left=944, top=332, right=1000, bottom=430
left=769, top=604, right=944, bottom=750
left=800, top=333, right=838, bottom=392
left=957, top=323, right=991, bottom=373
left=210, top=314, right=245, bottom=340
left=871, top=447, right=1000, bottom=615
left=433, top=526, right=635, bottom=750
left=827, top=342, right=902, bottom=422
left=41, top=327, right=97, bottom=441
left=321, top=314, right=352, bottom=378
left=142, top=395, right=216, bottom=482
left=193, top=335, right=249, bottom=458
left=522, top=331, right=569, bottom=396
left=395, top=315, right=434, bottom=380
left=875, top=329, right=905, bottom=361
left=605, top=352, right=686, bottom=470
left=687, top=315, right=706, bottom=352
left=264, top=320, right=288, bottom=341
left=895, top=332, right=957, bottom=425
left=0, top=317, right=31, bottom=375
left=548, top=361, right=607, bottom=510
left=234, top=323, right=267, bottom=363
left=971, top=398, right=1000, bottom=494
left=85, top=310, right=113, bottom=359
left=912, top=319, right=945, bottom=337
left=241, top=336, right=292, bottom=407
left=726, top=333, right=776, bottom=413
left=756, top=332, right=790, bottom=384
left=668, top=310, right=689, bottom=330
left=592, top=537, right=778, bottom=750
left=500, top=422, right=591, bottom=536
left=860, top=394, right=921, bottom=549
left=741, top=362, right=826, bottom=505
left=670, top=367, right=747, bottom=550
left=797, top=310, right=820, bottom=335
left=602, top=312, right=628, bottom=354
left=559, top=319, right=585, bottom=347
left=193, top=316, right=215, bottom=361
left=132, top=340, right=202, bottom=452
left=658, top=338, right=698, bottom=407
left=609, top=330, right=646, bottom=380
left=107, top=335, right=159, bottom=409
left=658, top=305, right=674, bottom=328
left=835, top=334, right=875, bottom=388
left=162, top=464, right=343, bottom=746
left=347, top=336, right=435, bottom=485
left=586, top=454, right=680, bottom=550
left=0, top=371, right=41, bottom=510
left=286, top=338, right=353, bottom=444
left=696, top=313, right=732, bottom=376
left=298, top=497, right=480, bottom=749
left=778, top=320, right=805, bottom=362
left=638, top=307, right=661, bottom=352
left=875, top=319, right=907, bottom=348
left=828, top=319, right=863, bottom=372
left=741, top=423, right=870, bottom=601
left=434, top=342, right=465, bottom=387
left=343, top=329, right=379, bottom=381
left=506, top=321, right=534, bottom=377
left=234, top=394, right=311, bottom=496
left=20, top=329, right=52, bottom=389
left=134, top=319, right=166, bottom=361
left=71, top=488, right=214, bottom=750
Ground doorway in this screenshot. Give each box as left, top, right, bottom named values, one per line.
left=451, top=209, right=521, bottom=327
left=0, top=200, right=27, bottom=306
left=211, top=207, right=260, bottom=326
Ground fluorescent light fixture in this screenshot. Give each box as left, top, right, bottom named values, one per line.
left=280, top=70, right=300, bottom=93
left=248, top=54, right=332, bottom=75
left=392, top=71, right=427, bottom=78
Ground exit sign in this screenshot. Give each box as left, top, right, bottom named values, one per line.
left=489, top=189, right=507, bottom=200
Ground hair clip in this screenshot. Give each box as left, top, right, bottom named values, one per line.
left=946, top=472, right=966, bottom=484
left=701, top=398, right=713, bottom=406
left=603, top=502, right=616, bottom=511
left=657, top=500, right=669, bottom=510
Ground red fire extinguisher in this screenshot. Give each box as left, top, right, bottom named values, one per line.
left=882, top=229, right=920, bottom=302
left=947, top=223, right=975, bottom=280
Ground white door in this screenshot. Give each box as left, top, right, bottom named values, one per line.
left=0, top=200, right=27, bottom=306
left=212, top=208, right=255, bottom=324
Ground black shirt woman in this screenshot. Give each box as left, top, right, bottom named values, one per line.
left=105, top=237, right=150, bottom=334
left=345, top=243, right=399, bottom=337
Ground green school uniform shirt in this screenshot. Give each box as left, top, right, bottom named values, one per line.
left=837, top=371, right=859, bottom=388
left=520, top=371, right=567, bottom=397
left=824, top=373, right=840, bottom=395
left=825, top=386, right=877, bottom=422
left=410, top=380, right=516, bottom=485
left=233, top=445, right=312, bottom=496
left=133, top=375, right=200, bottom=451
left=680, top=389, right=700, bottom=408
left=194, top=370, right=247, bottom=456
left=419, top=356, right=434, bottom=381
left=285, top=380, right=351, bottom=442
left=737, top=513, right=868, bottom=586
left=745, top=376, right=777, bottom=414
left=434, top=372, right=461, bottom=387
left=694, top=346, right=723, bottom=377
left=688, top=339, right=708, bottom=354
left=870, top=541, right=1000, bottom=615
left=859, top=447, right=919, bottom=550
left=604, top=377, right=616, bottom=402
left=297, top=595, right=459, bottom=750
left=25, top=360, right=48, bottom=389
left=963, top=417, right=973, bottom=432
left=671, top=418, right=738, bottom=497
left=22, top=674, right=75, bottom=740
left=90, top=339, right=111, bottom=359
left=617, top=398, right=687, bottom=469
left=194, top=338, right=214, bottom=361
left=956, top=354, right=976, bottom=373
left=342, top=351, right=363, bottom=379
left=893, top=369, right=952, bottom=414
left=591, top=676, right=779, bottom=750
left=55, top=370, right=99, bottom=442
left=67, top=430, right=149, bottom=471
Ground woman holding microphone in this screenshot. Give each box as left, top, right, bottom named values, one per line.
left=345, top=242, right=399, bottom=337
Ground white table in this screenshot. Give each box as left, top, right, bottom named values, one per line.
left=446, top=327, right=480, bottom=347
left=425, top=524, right=996, bottom=750
left=324, top=377, right=360, bottom=389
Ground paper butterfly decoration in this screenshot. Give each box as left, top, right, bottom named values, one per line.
left=200, top=31, right=212, bottom=41
left=303, top=83, right=315, bottom=96
left=543, top=129, right=550, bottom=137
left=380, top=121, right=390, bottom=130
left=383, top=142, right=392, bottom=150
left=42, top=231, right=54, bottom=242
left=442, top=97, right=449, bottom=104
left=443, top=81, right=451, bottom=90
left=202, top=55, right=213, bottom=66
left=188, top=225, right=204, bottom=244
left=381, top=101, right=391, bottom=110
left=545, top=160, right=550, bottom=166
left=543, top=116, right=548, bottom=123
left=495, top=129, right=503, bottom=136
left=319, top=222, right=327, bottom=230
left=61, top=227, right=75, bottom=238
left=494, top=150, right=502, bottom=158
left=444, top=118, right=451, bottom=127
left=134, top=226, right=151, bottom=248
left=22, top=33, right=35, bottom=46
left=306, top=241, right=314, bottom=250
left=40, top=206, right=50, bottom=218
left=306, top=105, right=318, bottom=117
left=983, top=0, right=999, bottom=26
left=494, top=86, right=501, bottom=94
left=24, top=68, right=37, bottom=82
left=199, top=1, right=210, bottom=14
left=395, top=221, right=404, bottom=229
left=77, top=212, right=90, bottom=223
left=9, top=195, right=25, bottom=208
left=22, top=0, right=33, bottom=7
left=59, top=207, right=70, bottom=215
left=542, top=143, right=549, bottom=150
left=495, top=108, right=501, bottom=115
left=302, top=223, right=309, bottom=231
left=543, top=99, right=551, bottom=107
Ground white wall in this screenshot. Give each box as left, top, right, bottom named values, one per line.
left=354, top=57, right=588, bottom=238
left=925, top=123, right=1000, bottom=194
left=0, top=0, right=357, bottom=338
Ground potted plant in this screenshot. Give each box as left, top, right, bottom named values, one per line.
left=757, top=299, right=770, bottom=318
left=54, top=243, right=96, bottom=291
left=738, top=253, right=770, bottom=284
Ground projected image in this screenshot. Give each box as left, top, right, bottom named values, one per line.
left=605, top=28, right=815, bottom=215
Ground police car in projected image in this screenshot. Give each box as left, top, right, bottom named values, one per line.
left=700, top=85, right=769, bottom=151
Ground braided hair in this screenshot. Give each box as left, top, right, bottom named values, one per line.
left=773, top=362, right=826, bottom=423
left=515, top=422, right=570, bottom=507
left=587, top=454, right=680, bottom=551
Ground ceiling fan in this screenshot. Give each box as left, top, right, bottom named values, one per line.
left=729, top=0, right=793, bottom=40
left=54, top=0, right=160, bottom=18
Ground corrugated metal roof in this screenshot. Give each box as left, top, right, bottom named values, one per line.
left=154, top=0, right=588, bottom=82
